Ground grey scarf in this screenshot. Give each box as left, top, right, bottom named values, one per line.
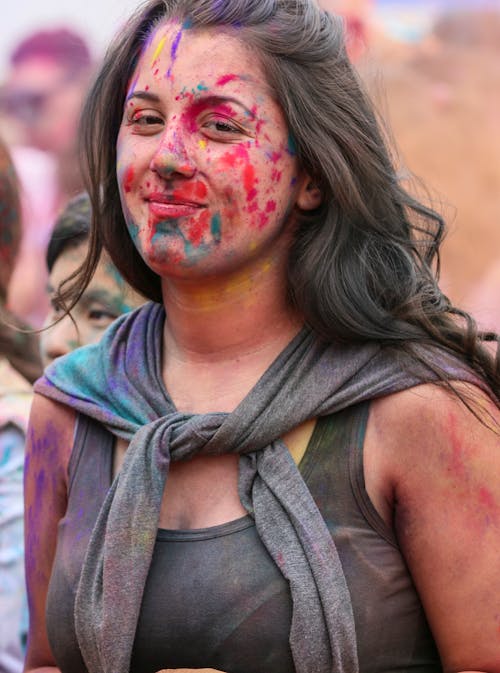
left=35, top=301, right=477, bottom=673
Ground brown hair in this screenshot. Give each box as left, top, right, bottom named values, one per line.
left=68, top=0, right=497, bottom=399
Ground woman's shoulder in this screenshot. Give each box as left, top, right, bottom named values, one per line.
left=367, top=381, right=498, bottom=478
left=363, top=381, right=499, bottom=524
left=369, top=380, right=498, bottom=449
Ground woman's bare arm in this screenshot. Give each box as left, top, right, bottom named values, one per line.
left=23, top=394, right=75, bottom=673
left=366, top=383, right=500, bottom=673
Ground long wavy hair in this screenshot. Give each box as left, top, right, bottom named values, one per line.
left=69, top=0, right=498, bottom=399
left=0, top=138, right=42, bottom=383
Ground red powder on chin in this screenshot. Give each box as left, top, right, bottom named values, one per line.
left=185, top=209, right=209, bottom=246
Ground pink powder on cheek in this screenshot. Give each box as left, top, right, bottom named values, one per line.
left=122, top=165, right=135, bottom=193
left=258, top=213, right=270, bottom=229
left=271, top=168, right=283, bottom=183
left=243, top=164, right=257, bottom=202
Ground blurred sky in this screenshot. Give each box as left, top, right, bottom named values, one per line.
left=1, top=0, right=499, bottom=78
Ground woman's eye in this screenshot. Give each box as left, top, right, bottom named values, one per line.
left=127, top=110, right=164, bottom=132
left=202, top=116, right=243, bottom=138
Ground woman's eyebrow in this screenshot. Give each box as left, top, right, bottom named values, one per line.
left=126, top=89, right=255, bottom=118
left=188, top=94, right=256, bottom=118
left=125, top=90, right=161, bottom=103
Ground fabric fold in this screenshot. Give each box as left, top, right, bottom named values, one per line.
left=34, top=301, right=481, bottom=673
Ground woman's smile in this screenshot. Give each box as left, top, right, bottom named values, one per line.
left=116, top=21, right=308, bottom=280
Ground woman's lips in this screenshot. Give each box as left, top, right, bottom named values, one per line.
left=147, top=198, right=204, bottom=221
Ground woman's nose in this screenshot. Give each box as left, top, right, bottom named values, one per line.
left=149, top=126, right=196, bottom=179
left=40, top=314, right=80, bottom=366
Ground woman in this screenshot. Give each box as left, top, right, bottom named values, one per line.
left=40, top=191, right=144, bottom=366
left=24, top=2, right=499, bottom=673
left=0, top=137, right=41, bottom=673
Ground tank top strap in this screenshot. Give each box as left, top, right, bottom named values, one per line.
left=300, top=400, right=398, bottom=548
left=68, top=412, right=114, bottom=496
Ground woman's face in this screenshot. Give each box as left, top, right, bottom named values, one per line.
left=40, top=242, right=143, bottom=366
left=116, top=21, right=309, bottom=281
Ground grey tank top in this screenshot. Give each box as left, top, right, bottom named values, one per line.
left=46, top=402, right=442, bottom=673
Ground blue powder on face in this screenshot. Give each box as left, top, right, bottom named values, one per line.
left=211, top=213, right=222, bottom=243
left=126, top=221, right=140, bottom=243
left=287, top=133, right=297, bottom=156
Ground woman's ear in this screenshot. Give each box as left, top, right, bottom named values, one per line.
left=296, top=176, right=322, bottom=211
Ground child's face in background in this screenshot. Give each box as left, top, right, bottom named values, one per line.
left=40, top=241, right=144, bottom=367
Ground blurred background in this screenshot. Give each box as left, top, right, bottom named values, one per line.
left=0, top=0, right=499, bottom=330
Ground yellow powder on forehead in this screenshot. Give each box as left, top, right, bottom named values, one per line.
left=151, top=34, right=167, bottom=66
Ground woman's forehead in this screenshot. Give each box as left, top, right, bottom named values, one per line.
left=134, top=20, right=265, bottom=90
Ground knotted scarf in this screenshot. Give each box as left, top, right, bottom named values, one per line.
left=34, top=301, right=479, bottom=673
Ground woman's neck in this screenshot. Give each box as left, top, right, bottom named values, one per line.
left=160, top=260, right=302, bottom=412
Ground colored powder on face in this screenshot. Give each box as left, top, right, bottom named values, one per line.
left=271, top=168, right=283, bottom=183
left=287, top=133, right=297, bottom=156
left=216, top=74, right=239, bottom=87
left=268, top=151, right=282, bottom=164
left=258, top=213, right=270, bottom=229
left=182, top=17, right=193, bottom=29
left=243, top=164, right=256, bottom=197
left=198, top=139, right=207, bottom=150
left=127, top=220, right=140, bottom=243
left=167, top=28, right=183, bottom=78
left=210, top=213, right=222, bottom=243
left=126, top=72, right=140, bottom=99
left=123, top=165, right=135, bottom=193
left=172, top=180, right=207, bottom=202
left=220, top=145, right=248, bottom=168
left=151, top=35, right=167, bottom=66
left=185, top=211, right=208, bottom=247
left=266, top=200, right=277, bottom=213
left=197, top=82, right=209, bottom=92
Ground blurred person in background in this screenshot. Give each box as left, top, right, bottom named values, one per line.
left=0, top=137, right=41, bottom=673
left=40, top=191, right=145, bottom=367
left=0, top=28, right=94, bottom=328
left=361, top=6, right=500, bottom=326
left=320, top=0, right=374, bottom=61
